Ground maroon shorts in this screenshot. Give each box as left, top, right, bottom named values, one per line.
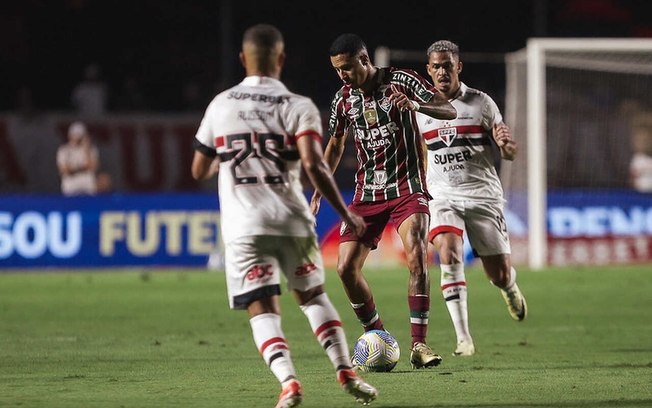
left=340, top=192, right=430, bottom=249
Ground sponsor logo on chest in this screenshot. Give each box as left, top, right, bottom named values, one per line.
left=354, top=121, right=400, bottom=142
left=363, top=169, right=397, bottom=190
left=374, top=170, right=387, bottom=185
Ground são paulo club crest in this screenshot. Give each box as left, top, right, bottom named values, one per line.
left=439, top=126, right=457, bottom=146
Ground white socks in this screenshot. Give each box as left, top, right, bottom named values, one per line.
left=300, top=293, right=351, bottom=370
left=250, top=313, right=296, bottom=384
left=440, top=264, right=472, bottom=343
left=506, top=267, right=517, bottom=289
left=249, top=293, right=352, bottom=388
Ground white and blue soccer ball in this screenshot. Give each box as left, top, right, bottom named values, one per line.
left=352, top=330, right=400, bottom=372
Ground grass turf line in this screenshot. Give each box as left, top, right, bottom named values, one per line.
left=1, top=265, right=651, bottom=407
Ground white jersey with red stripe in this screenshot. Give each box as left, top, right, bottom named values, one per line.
left=417, top=82, right=504, bottom=202
left=194, top=76, right=320, bottom=243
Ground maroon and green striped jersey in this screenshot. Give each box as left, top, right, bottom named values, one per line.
left=328, top=67, right=436, bottom=202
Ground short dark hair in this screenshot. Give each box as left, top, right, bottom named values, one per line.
left=242, top=24, right=284, bottom=49
left=426, top=40, right=460, bottom=58
left=329, top=33, right=366, bottom=57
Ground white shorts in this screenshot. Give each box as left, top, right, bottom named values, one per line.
left=224, top=235, right=325, bottom=310
left=428, top=198, right=511, bottom=256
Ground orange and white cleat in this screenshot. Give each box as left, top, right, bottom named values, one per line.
left=275, top=379, right=302, bottom=408
left=338, top=369, right=378, bottom=405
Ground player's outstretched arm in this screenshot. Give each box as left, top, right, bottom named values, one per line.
left=389, top=87, right=456, bottom=120
left=417, top=91, right=457, bottom=120
left=299, top=132, right=365, bottom=237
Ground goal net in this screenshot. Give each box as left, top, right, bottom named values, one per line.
left=505, top=39, right=652, bottom=268
left=375, top=39, right=652, bottom=269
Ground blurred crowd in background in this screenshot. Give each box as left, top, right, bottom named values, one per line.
left=1, top=0, right=651, bottom=195
left=2, top=0, right=651, bottom=113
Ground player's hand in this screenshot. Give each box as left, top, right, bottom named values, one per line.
left=493, top=123, right=517, bottom=160
left=310, top=193, right=322, bottom=216
left=344, top=210, right=366, bottom=238
left=389, top=85, right=418, bottom=112
left=493, top=123, right=512, bottom=147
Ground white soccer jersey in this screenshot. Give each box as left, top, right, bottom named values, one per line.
left=630, top=152, right=652, bottom=192
left=417, top=82, right=504, bottom=201
left=195, top=76, right=321, bottom=243
left=56, top=144, right=98, bottom=195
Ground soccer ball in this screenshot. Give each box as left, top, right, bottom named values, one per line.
left=352, top=330, right=400, bottom=372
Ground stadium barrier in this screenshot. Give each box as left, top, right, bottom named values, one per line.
left=1, top=190, right=650, bottom=269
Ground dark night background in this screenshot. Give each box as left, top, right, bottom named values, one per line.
left=1, top=0, right=651, bottom=114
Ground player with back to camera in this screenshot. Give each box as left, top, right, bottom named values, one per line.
left=416, top=40, right=527, bottom=357
left=310, top=33, right=457, bottom=369
left=191, top=24, right=378, bottom=408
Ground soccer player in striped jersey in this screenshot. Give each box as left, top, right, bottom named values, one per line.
left=310, top=33, right=456, bottom=370
left=417, top=40, right=528, bottom=357
left=191, top=24, right=377, bottom=407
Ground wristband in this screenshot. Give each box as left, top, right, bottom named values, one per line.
left=411, top=100, right=420, bottom=111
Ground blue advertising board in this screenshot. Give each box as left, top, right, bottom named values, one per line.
left=0, top=194, right=222, bottom=267
left=0, top=192, right=345, bottom=268
left=1, top=190, right=650, bottom=268
left=547, top=190, right=652, bottom=237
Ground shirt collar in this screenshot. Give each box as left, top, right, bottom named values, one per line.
left=450, top=82, right=468, bottom=101
left=241, top=76, right=286, bottom=89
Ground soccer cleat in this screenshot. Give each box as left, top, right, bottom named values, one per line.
left=452, top=339, right=475, bottom=356
left=409, top=342, right=442, bottom=369
left=275, top=380, right=302, bottom=408
left=501, top=283, right=528, bottom=321
left=338, top=369, right=378, bottom=405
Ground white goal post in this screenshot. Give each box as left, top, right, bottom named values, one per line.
left=506, top=38, right=652, bottom=269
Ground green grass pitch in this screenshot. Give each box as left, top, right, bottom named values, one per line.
left=1, top=264, right=651, bottom=407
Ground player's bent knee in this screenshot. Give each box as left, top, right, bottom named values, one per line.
left=295, top=285, right=325, bottom=305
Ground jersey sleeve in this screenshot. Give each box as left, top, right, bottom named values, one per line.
left=390, top=69, right=437, bottom=104
left=286, top=96, right=323, bottom=139
left=481, top=93, right=504, bottom=130
left=327, top=92, right=348, bottom=139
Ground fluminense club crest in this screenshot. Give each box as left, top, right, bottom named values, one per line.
left=378, top=96, right=392, bottom=113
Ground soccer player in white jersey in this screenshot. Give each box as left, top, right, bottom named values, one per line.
left=416, top=40, right=528, bottom=357
left=191, top=24, right=377, bottom=408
